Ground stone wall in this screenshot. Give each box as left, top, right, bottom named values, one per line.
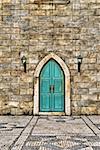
left=0, top=0, right=100, bottom=115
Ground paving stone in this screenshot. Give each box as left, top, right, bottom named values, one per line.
left=0, top=116, right=32, bottom=149
left=22, top=134, right=100, bottom=150
left=22, top=116, right=100, bottom=150
left=92, top=146, right=100, bottom=150
left=0, top=0, right=100, bottom=116
left=0, top=116, right=100, bottom=149
left=11, top=116, right=38, bottom=150
left=82, top=116, right=100, bottom=137
left=32, top=116, right=94, bottom=136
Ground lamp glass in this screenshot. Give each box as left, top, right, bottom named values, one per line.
left=77, top=55, right=82, bottom=63
left=21, top=56, right=27, bottom=64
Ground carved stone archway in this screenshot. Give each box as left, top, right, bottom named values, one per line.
left=34, top=53, right=71, bottom=115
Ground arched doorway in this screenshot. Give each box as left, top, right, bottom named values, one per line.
left=40, top=59, right=64, bottom=112
left=34, top=53, right=71, bottom=115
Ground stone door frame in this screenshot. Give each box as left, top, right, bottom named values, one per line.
left=33, top=53, right=71, bottom=115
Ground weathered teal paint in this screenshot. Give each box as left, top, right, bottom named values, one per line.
left=40, top=59, right=64, bottom=112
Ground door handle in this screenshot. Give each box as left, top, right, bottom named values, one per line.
left=50, top=85, right=54, bottom=93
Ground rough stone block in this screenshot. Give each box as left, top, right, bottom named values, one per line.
left=81, top=95, right=98, bottom=101
left=81, top=107, right=97, bottom=115
left=11, top=108, right=23, bottom=115
left=2, top=0, right=11, bottom=3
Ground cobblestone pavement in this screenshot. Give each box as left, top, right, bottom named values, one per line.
left=0, top=116, right=100, bottom=150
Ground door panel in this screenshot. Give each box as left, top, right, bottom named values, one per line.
left=41, top=80, right=50, bottom=93
left=54, top=79, right=62, bottom=93
left=40, top=59, right=64, bottom=112
left=42, top=62, right=51, bottom=78
left=40, top=94, right=51, bottom=111
left=53, top=95, right=64, bottom=111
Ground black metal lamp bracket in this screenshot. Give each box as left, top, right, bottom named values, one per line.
left=78, top=62, right=81, bottom=73
left=23, top=62, right=26, bottom=73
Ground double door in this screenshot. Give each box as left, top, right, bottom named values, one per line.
left=40, top=59, right=64, bottom=112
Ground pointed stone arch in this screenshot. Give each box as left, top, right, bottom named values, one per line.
left=34, top=53, right=71, bottom=115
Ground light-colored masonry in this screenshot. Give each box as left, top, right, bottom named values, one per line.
left=0, top=0, right=100, bottom=115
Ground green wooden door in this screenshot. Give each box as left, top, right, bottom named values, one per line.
left=40, top=59, right=64, bottom=112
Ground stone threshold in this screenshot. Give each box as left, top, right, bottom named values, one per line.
left=38, top=112, right=65, bottom=116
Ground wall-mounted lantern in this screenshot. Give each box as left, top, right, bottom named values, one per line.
left=66, top=0, right=70, bottom=4
left=21, top=56, right=27, bottom=73
left=77, top=55, right=83, bottom=73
